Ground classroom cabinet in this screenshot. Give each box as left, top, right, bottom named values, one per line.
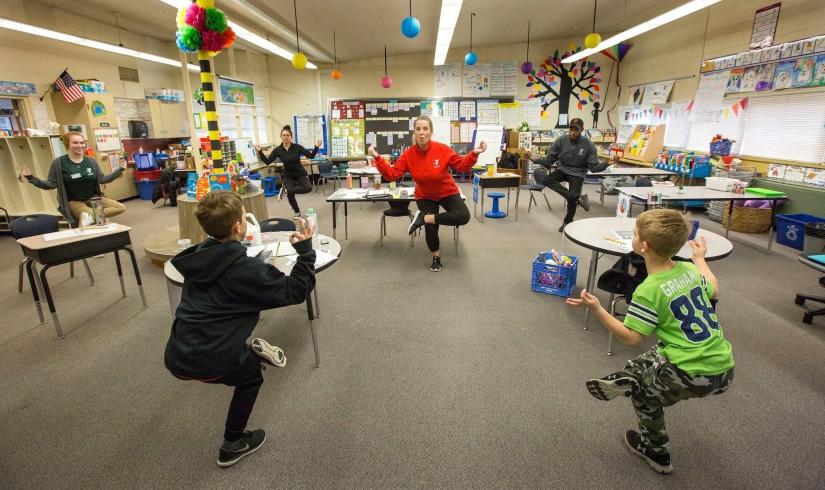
left=148, top=99, right=189, bottom=138
left=0, top=136, right=61, bottom=229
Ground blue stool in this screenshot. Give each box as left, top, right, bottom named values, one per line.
left=263, top=176, right=278, bottom=197
left=485, top=192, right=507, bottom=218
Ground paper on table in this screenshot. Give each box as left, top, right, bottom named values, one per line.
left=267, top=241, right=297, bottom=256
left=246, top=245, right=265, bottom=257
left=78, top=223, right=118, bottom=235
left=315, top=250, right=337, bottom=268
left=43, top=229, right=79, bottom=241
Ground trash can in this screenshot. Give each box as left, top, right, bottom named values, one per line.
left=803, top=221, right=825, bottom=255
left=136, top=180, right=157, bottom=200
left=777, top=214, right=825, bottom=251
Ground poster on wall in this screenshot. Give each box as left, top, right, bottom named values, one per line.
left=490, top=60, right=518, bottom=97
left=217, top=76, right=255, bottom=105
left=691, top=70, right=729, bottom=115
left=434, top=63, right=461, bottom=97
left=792, top=57, right=815, bottom=87
left=812, top=55, right=825, bottom=86
left=629, top=85, right=645, bottom=105
left=0, top=80, right=36, bottom=96
left=462, top=63, right=491, bottom=97
left=772, top=60, right=795, bottom=90
left=750, top=3, right=781, bottom=49
left=726, top=69, right=744, bottom=94
left=642, top=80, right=674, bottom=105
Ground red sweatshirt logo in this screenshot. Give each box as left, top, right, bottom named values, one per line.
left=433, top=159, right=440, bottom=168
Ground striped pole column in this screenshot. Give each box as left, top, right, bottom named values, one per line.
left=198, top=50, right=223, bottom=169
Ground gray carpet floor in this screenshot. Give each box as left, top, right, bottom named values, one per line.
left=1, top=182, right=824, bottom=489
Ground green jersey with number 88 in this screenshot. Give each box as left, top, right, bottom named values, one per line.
left=624, top=261, right=734, bottom=375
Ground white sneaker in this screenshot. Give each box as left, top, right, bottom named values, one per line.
left=251, top=338, right=286, bottom=367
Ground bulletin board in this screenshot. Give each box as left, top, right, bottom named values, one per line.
left=328, top=97, right=514, bottom=157
left=293, top=114, right=327, bottom=155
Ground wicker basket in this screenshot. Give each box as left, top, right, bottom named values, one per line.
left=721, top=202, right=772, bottom=233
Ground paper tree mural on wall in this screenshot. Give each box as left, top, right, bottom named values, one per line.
left=526, top=48, right=601, bottom=128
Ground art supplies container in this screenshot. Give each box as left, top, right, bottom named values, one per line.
left=531, top=252, right=578, bottom=297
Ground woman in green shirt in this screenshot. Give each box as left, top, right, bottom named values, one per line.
left=22, top=132, right=127, bottom=226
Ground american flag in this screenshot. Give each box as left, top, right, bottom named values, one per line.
left=54, top=70, right=84, bottom=103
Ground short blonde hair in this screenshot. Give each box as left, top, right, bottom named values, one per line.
left=636, top=209, right=689, bottom=258
left=196, top=191, right=243, bottom=239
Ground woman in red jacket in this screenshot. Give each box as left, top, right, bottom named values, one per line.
left=368, top=115, right=487, bottom=271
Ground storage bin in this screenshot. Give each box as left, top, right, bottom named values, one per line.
left=705, top=177, right=740, bottom=192
left=136, top=180, right=157, bottom=200
left=709, top=140, right=733, bottom=156
left=134, top=169, right=161, bottom=181
left=721, top=203, right=772, bottom=233
left=531, top=253, right=578, bottom=297
left=133, top=153, right=156, bottom=170
left=776, top=214, right=825, bottom=250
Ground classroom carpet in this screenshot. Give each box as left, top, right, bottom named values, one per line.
left=1, top=182, right=823, bottom=489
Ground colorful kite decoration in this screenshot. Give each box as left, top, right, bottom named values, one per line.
left=600, top=42, right=632, bottom=63
left=175, top=0, right=236, bottom=170
left=525, top=47, right=602, bottom=128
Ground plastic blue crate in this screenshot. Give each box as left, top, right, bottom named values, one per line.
left=531, top=253, right=578, bottom=297
left=777, top=214, right=825, bottom=250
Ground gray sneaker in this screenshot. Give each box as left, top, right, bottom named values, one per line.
left=579, top=194, right=590, bottom=211
left=251, top=338, right=286, bottom=367
left=624, top=430, right=673, bottom=474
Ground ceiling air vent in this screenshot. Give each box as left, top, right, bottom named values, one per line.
left=118, top=67, right=140, bottom=83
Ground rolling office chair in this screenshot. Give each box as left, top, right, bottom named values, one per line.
left=11, top=214, right=94, bottom=293
left=796, top=255, right=825, bottom=324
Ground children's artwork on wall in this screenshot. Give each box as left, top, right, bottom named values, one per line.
left=525, top=47, right=602, bottom=128
left=755, top=63, right=775, bottom=91
left=726, top=68, right=744, bottom=93
left=767, top=163, right=786, bottom=179
left=773, top=60, right=795, bottom=90
left=740, top=66, right=759, bottom=92
left=811, top=55, right=825, bottom=86
left=792, top=57, right=815, bottom=87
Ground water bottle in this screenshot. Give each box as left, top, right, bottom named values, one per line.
left=306, top=208, right=318, bottom=237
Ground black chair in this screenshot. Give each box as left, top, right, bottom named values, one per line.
left=796, top=255, right=825, bottom=324
left=11, top=214, right=94, bottom=293
left=316, top=160, right=338, bottom=195
left=515, top=166, right=553, bottom=221
left=380, top=201, right=414, bottom=246
left=259, top=217, right=297, bottom=232
left=0, top=206, right=10, bottom=230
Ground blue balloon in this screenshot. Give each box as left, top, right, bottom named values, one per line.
left=401, top=16, right=420, bottom=38
left=464, top=51, right=477, bottom=65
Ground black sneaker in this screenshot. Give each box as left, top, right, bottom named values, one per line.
left=293, top=212, right=302, bottom=218
left=429, top=256, right=442, bottom=272
left=558, top=223, right=567, bottom=233
left=217, top=429, right=266, bottom=467
left=624, top=430, right=673, bottom=474
left=251, top=338, right=286, bottom=368
left=408, top=210, right=425, bottom=235
left=579, top=194, right=590, bottom=211
left=586, top=372, right=638, bottom=401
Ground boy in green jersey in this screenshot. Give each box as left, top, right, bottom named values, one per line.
left=567, top=209, right=734, bottom=474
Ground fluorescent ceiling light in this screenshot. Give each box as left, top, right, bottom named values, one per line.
left=434, top=0, right=464, bottom=66
left=561, top=0, right=722, bottom=63
left=0, top=18, right=200, bottom=71
left=159, top=0, right=317, bottom=69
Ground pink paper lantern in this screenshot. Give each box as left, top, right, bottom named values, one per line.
left=380, top=76, right=392, bottom=88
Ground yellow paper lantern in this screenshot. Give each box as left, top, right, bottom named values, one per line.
left=584, top=32, right=602, bottom=49
left=292, top=52, right=308, bottom=70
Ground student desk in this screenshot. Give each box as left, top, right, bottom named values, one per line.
left=616, top=186, right=787, bottom=253
left=474, top=173, right=521, bottom=222
left=17, top=223, right=147, bottom=338
left=564, top=216, right=733, bottom=331
left=588, top=167, right=676, bottom=204
left=164, top=233, right=341, bottom=368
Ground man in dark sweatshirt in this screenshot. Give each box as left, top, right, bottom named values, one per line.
left=164, top=191, right=316, bottom=467
left=526, top=118, right=607, bottom=232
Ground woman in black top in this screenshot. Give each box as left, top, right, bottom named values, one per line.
left=255, top=125, right=321, bottom=216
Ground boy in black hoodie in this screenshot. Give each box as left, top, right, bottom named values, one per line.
left=164, top=191, right=316, bottom=467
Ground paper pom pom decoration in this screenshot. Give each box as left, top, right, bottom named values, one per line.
left=292, top=52, right=308, bottom=70
left=585, top=32, right=601, bottom=49
left=401, top=16, right=420, bottom=38
left=174, top=0, right=235, bottom=55
left=380, top=76, right=393, bottom=88
left=464, top=51, right=477, bottom=65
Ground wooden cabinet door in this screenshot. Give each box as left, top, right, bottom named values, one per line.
left=161, top=102, right=188, bottom=137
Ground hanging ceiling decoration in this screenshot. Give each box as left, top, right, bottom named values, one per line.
left=401, top=0, right=421, bottom=38
left=331, top=29, right=341, bottom=79
left=520, top=20, right=532, bottom=74
left=380, top=45, right=392, bottom=88
left=291, top=0, right=308, bottom=70
left=584, top=0, right=602, bottom=49
left=464, top=12, right=477, bottom=66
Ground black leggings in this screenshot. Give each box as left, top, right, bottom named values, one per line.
left=416, top=194, right=470, bottom=252
left=282, top=174, right=313, bottom=213
left=208, top=352, right=264, bottom=441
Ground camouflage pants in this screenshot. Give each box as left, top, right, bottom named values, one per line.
left=620, top=344, right=734, bottom=455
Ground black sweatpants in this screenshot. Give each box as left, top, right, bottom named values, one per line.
left=282, top=174, right=313, bottom=214
left=542, top=168, right=584, bottom=224
left=416, top=193, right=470, bottom=252
left=207, top=352, right=264, bottom=441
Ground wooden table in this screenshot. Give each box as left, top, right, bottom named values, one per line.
left=177, top=188, right=268, bottom=243
left=17, top=223, right=147, bottom=338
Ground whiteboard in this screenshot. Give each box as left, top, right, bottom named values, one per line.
left=472, top=125, right=504, bottom=167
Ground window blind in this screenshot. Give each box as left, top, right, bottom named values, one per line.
left=740, top=92, right=825, bottom=164
left=664, top=101, right=691, bottom=149
left=685, top=97, right=747, bottom=154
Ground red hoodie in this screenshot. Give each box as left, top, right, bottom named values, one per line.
left=373, top=141, right=478, bottom=200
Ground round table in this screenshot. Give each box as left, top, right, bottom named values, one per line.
left=164, top=233, right=340, bottom=368
left=177, top=188, right=268, bottom=244
left=564, top=216, right=732, bottom=332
